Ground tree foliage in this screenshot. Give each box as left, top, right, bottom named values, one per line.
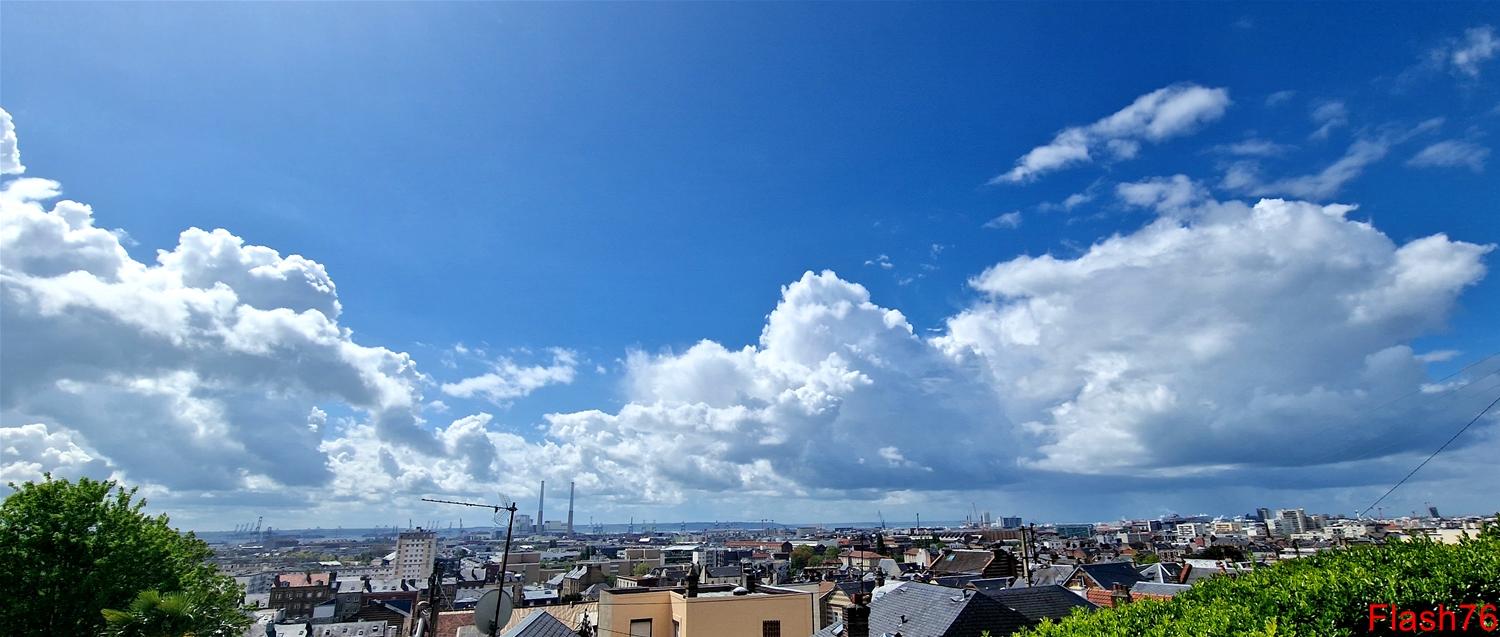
left=0, top=475, right=247, bottom=637
left=791, top=545, right=817, bottom=572
left=1190, top=545, right=1247, bottom=562
left=102, top=589, right=242, bottom=637
left=1020, top=525, right=1500, bottom=637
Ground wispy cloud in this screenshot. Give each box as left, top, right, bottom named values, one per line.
left=1115, top=175, right=1211, bottom=214
left=440, top=348, right=579, bottom=405
left=1309, top=100, right=1349, bottom=140
left=1442, top=25, right=1499, bottom=78
left=991, top=83, right=1231, bottom=184
left=1223, top=138, right=1389, bottom=200
left=1265, top=90, right=1297, bottom=107
left=1212, top=138, right=1295, bottom=157
left=1222, top=118, right=1443, bottom=200
left=1398, top=24, right=1500, bottom=87
left=984, top=211, right=1023, bottom=229
left=864, top=254, right=894, bottom=270
left=1408, top=139, right=1490, bottom=172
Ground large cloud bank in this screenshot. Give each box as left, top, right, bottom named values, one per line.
left=1, top=107, right=1493, bottom=523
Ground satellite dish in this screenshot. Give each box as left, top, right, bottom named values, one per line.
left=473, top=589, right=514, bottom=636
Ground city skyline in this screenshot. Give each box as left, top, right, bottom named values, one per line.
left=3, top=3, right=1500, bottom=531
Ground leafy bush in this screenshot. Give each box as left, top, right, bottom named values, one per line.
left=1021, top=525, right=1500, bottom=637
left=0, top=476, right=247, bottom=637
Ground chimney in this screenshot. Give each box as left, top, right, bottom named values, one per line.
left=685, top=564, right=700, bottom=598
left=567, top=481, right=575, bottom=537
left=537, top=480, right=545, bottom=534
left=841, top=594, right=870, bottom=637
left=1111, top=583, right=1132, bottom=607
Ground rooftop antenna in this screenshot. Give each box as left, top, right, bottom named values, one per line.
left=422, top=495, right=518, bottom=637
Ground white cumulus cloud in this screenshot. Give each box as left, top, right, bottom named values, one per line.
left=0, top=108, right=23, bottom=176
left=1, top=170, right=432, bottom=493
left=940, top=196, right=1492, bottom=475
left=3, top=108, right=1496, bottom=524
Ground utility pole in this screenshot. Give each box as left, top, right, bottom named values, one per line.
left=423, top=497, right=519, bottom=637
left=1027, top=523, right=1037, bottom=585
left=1019, top=525, right=1033, bottom=586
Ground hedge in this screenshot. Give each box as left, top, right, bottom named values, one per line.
left=1019, top=524, right=1500, bottom=636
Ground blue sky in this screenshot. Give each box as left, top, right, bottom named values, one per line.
left=2, top=3, right=1498, bottom=530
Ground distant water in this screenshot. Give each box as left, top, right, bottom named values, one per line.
left=196, top=520, right=972, bottom=540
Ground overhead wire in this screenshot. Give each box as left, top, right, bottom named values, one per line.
left=1276, top=351, right=1500, bottom=466
left=1358, top=390, right=1500, bottom=518
left=1294, top=365, right=1500, bottom=469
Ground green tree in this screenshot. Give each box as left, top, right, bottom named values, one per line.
left=632, top=562, right=653, bottom=576
left=1189, top=545, right=1246, bottom=562
left=102, top=589, right=240, bottom=637
left=1134, top=552, right=1160, bottom=565
left=790, top=545, right=817, bottom=572
left=0, top=476, right=247, bottom=637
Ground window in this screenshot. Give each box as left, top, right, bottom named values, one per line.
left=672, top=620, right=680, bottom=637
left=763, top=620, right=781, bottom=637
left=629, top=619, right=652, bottom=637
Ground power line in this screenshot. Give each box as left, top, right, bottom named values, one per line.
left=1285, top=351, right=1500, bottom=465
left=1298, top=368, right=1500, bottom=468
left=1359, top=390, right=1500, bottom=519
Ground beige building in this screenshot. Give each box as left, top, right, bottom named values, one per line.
left=598, top=584, right=815, bottom=637
left=501, top=550, right=543, bottom=584
left=395, top=530, right=436, bottom=580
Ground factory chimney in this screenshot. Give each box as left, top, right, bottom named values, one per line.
left=567, top=481, right=575, bottom=537
left=537, top=480, right=545, bottom=534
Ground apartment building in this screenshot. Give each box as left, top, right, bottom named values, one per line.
left=597, top=583, right=815, bottom=637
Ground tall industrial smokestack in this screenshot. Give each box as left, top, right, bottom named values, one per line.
left=567, top=481, right=575, bottom=537
left=537, top=480, right=545, bottom=534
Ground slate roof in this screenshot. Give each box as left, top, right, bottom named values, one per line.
left=500, top=612, right=575, bottom=637
left=831, top=579, right=877, bottom=598
left=970, top=577, right=1014, bottom=593
left=705, top=565, right=742, bottom=578
left=1181, top=559, right=1244, bottom=584
left=815, top=581, right=1032, bottom=637
left=1137, top=563, right=1182, bottom=583
left=1012, top=565, right=1075, bottom=588
left=1131, top=582, right=1192, bottom=598
left=982, top=585, right=1097, bottom=624
left=933, top=574, right=982, bottom=589
left=931, top=550, right=995, bottom=575
left=1075, top=562, right=1145, bottom=590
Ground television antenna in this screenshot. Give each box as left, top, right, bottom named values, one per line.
left=421, top=495, right=518, bottom=637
